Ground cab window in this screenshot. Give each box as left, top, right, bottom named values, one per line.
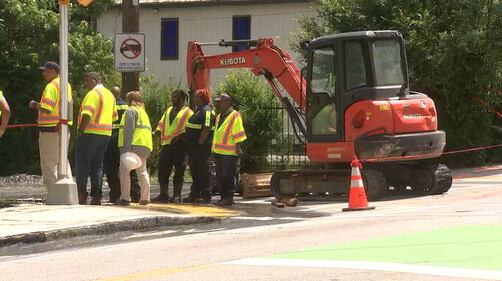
left=372, top=40, right=404, bottom=85
left=311, top=47, right=336, bottom=96
left=312, top=104, right=337, bottom=135
left=345, top=41, right=367, bottom=90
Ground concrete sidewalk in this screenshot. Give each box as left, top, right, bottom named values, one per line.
left=0, top=203, right=239, bottom=247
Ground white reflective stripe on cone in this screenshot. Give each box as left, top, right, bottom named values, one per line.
left=350, top=167, right=364, bottom=188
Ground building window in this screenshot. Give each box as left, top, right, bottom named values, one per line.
left=232, top=16, right=251, bottom=52
left=161, top=18, right=178, bottom=60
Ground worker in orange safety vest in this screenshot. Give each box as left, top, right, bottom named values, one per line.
left=212, top=93, right=246, bottom=206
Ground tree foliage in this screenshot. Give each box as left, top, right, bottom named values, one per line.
left=295, top=0, right=502, bottom=166
left=216, top=70, right=281, bottom=172
left=0, top=0, right=115, bottom=175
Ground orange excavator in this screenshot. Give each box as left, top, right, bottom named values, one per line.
left=187, top=30, right=452, bottom=200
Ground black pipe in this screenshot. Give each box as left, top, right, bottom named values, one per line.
left=198, top=39, right=259, bottom=47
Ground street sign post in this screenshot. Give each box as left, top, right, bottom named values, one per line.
left=47, top=0, right=78, bottom=205
left=114, top=33, right=145, bottom=72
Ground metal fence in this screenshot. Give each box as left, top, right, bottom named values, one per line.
left=265, top=101, right=310, bottom=171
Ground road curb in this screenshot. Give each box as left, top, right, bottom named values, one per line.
left=0, top=215, right=219, bottom=248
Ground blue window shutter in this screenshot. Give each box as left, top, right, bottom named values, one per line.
left=232, top=16, right=251, bottom=52
left=161, top=19, right=178, bottom=60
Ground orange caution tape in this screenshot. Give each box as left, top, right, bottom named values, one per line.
left=6, top=123, right=38, bottom=129
left=363, top=143, right=502, bottom=163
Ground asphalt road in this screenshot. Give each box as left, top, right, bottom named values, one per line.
left=1, top=167, right=502, bottom=281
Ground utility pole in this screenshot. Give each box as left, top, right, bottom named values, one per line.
left=122, top=0, right=140, bottom=93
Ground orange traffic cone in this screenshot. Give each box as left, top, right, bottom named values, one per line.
left=342, top=156, right=375, bottom=212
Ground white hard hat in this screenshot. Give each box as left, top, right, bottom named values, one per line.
left=120, top=152, right=142, bottom=170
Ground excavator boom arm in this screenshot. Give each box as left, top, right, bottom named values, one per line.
left=187, top=38, right=307, bottom=112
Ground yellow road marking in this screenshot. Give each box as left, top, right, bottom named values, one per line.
left=127, top=203, right=241, bottom=217
left=97, top=264, right=213, bottom=281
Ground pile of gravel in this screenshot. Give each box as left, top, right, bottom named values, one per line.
left=0, top=174, right=43, bottom=186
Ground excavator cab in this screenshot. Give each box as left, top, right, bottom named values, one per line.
left=303, top=31, right=446, bottom=167
left=305, top=30, right=408, bottom=142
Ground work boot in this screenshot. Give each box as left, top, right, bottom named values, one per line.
left=169, top=182, right=183, bottom=203
left=215, top=194, right=233, bottom=207
left=78, top=191, right=88, bottom=205
left=90, top=197, right=102, bottom=206
left=114, top=199, right=130, bottom=206
left=215, top=197, right=234, bottom=207
left=151, top=185, right=169, bottom=203
left=182, top=192, right=201, bottom=203
left=196, top=191, right=212, bottom=204
left=151, top=194, right=170, bottom=203
left=173, top=183, right=183, bottom=197
left=168, top=195, right=182, bottom=203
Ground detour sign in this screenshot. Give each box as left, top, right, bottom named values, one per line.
left=114, top=33, right=145, bottom=72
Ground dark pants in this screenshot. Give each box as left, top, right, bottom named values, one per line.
left=158, top=141, right=187, bottom=197
left=187, top=144, right=211, bottom=197
left=103, top=133, right=140, bottom=202
left=75, top=133, right=110, bottom=198
left=214, top=154, right=238, bottom=198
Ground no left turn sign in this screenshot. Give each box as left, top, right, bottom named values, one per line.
left=115, top=33, right=145, bottom=72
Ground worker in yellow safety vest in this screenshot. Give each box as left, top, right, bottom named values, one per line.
left=152, top=90, right=193, bottom=203
left=0, top=90, right=10, bottom=138
left=28, top=61, right=73, bottom=186
left=212, top=93, right=247, bottom=206
left=76, top=72, right=118, bottom=205
left=116, top=91, right=153, bottom=206
left=103, top=86, right=141, bottom=203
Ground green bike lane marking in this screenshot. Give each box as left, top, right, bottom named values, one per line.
left=266, top=225, right=502, bottom=271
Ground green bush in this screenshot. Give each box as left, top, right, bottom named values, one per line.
left=216, top=70, right=281, bottom=172
left=294, top=0, right=502, bottom=167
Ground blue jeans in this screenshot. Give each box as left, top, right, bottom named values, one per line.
left=75, top=133, right=111, bottom=198
left=214, top=154, right=238, bottom=197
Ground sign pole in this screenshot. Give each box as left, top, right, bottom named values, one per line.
left=58, top=0, right=69, bottom=179
left=46, top=0, right=78, bottom=205
left=122, top=0, right=140, bottom=93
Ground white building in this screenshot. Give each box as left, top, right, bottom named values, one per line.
left=97, top=0, right=314, bottom=85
